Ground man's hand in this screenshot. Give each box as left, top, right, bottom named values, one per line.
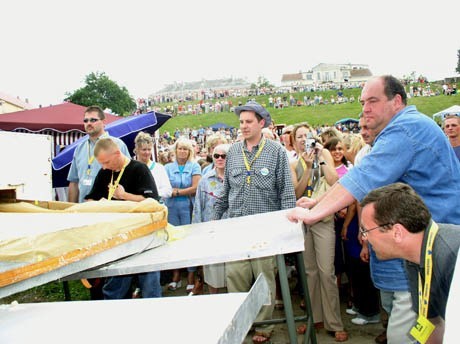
left=296, top=197, right=317, bottom=209
left=113, top=184, right=126, bottom=200
left=287, top=207, right=310, bottom=224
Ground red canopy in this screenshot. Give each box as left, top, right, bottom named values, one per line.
left=0, top=102, right=121, bottom=132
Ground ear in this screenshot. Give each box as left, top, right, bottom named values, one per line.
left=392, top=223, right=405, bottom=244
left=260, top=119, right=266, bottom=129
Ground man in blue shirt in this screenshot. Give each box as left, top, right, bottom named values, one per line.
left=67, top=105, right=130, bottom=204
left=288, top=75, right=460, bottom=342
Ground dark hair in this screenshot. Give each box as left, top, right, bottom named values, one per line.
left=85, top=105, right=105, bottom=120
left=360, top=183, right=431, bottom=233
left=324, top=137, right=348, bottom=166
left=382, top=75, right=407, bottom=106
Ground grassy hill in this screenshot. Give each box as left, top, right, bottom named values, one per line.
left=158, top=85, right=459, bottom=133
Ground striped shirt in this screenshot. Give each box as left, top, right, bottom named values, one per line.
left=214, top=137, right=296, bottom=219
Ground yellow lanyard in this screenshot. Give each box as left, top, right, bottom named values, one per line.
left=108, top=158, right=130, bottom=200
left=87, top=141, right=95, bottom=176
left=242, top=138, right=266, bottom=184
left=299, top=158, right=313, bottom=197
left=417, top=221, right=439, bottom=318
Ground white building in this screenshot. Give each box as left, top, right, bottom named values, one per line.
left=281, top=63, right=373, bottom=88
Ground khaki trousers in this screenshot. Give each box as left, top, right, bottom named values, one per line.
left=304, top=220, right=344, bottom=331
left=226, top=256, right=276, bottom=335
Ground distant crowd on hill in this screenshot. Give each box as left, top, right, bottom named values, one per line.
left=132, top=81, right=448, bottom=117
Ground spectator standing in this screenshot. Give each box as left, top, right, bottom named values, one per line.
left=191, top=143, right=231, bottom=294
left=134, top=132, right=172, bottom=201
left=214, top=101, right=296, bottom=344
left=164, top=138, right=201, bottom=293
left=288, top=75, right=460, bottom=343
left=443, top=114, right=460, bottom=161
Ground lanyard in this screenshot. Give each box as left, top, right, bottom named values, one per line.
left=242, top=138, right=266, bottom=184
left=299, top=158, right=313, bottom=197
left=87, top=141, right=95, bottom=175
left=148, top=160, right=156, bottom=171
left=108, top=158, right=130, bottom=200
left=417, top=221, right=439, bottom=318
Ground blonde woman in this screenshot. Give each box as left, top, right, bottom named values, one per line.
left=164, top=138, right=201, bottom=292
left=134, top=132, right=172, bottom=201
left=290, top=124, right=348, bottom=342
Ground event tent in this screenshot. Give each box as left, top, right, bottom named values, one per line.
left=432, top=105, right=460, bottom=121
left=334, top=117, right=359, bottom=125
left=51, top=111, right=171, bottom=187
left=0, top=102, right=121, bottom=150
left=210, top=122, right=234, bottom=130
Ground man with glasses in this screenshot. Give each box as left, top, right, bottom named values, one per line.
left=360, top=183, right=460, bottom=344
left=288, top=75, right=460, bottom=343
left=67, top=105, right=130, bottom=299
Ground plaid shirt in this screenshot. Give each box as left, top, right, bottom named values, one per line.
left=214, top=137, right=296, bottom=219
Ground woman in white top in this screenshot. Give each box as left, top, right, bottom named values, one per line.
left=134, top=131, right=172, bottom=201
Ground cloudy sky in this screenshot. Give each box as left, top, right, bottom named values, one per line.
left=1, top=0, right=458, bottom=107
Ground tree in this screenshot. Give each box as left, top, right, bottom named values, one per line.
left=66, top=72, right=136, bottom=116
left=250, top=76, right=275, bottom=90
left=456, top=49, right=460, bottom=74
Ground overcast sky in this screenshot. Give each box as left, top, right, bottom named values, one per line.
left=1, top=0, right=458, bottom=107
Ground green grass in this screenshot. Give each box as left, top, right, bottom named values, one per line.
left=158, top=84, right=459, bottom=133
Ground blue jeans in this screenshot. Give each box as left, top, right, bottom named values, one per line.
left=103, top=272, right=162, bottom=299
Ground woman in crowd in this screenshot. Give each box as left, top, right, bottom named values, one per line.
left=164, top=138, right=201, bottom=293
left=134, top=132, right=172, bottom=202
left=324, top=137, right=380, bottom=326
left=289, top=124, right=348, bottom=342
left=191, top=143, right=231, bottom=294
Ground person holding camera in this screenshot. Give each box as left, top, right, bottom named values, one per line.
left=289, top=124, right=348, bottom=341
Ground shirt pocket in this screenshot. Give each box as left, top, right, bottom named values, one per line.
left=252, top=168, right=275, bottom=190
left=229, top=168, right=244, bottom=188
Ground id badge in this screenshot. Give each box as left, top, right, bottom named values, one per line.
left=82, top=178, right=93, bottom=186
left=410, top=315, right=435, bottom=344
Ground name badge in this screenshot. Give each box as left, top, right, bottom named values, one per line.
left=410, top=315, right=435, bottom=344
left=260, top=168, right=269, bottom=176
left=82, top=178, right=93, bottom=186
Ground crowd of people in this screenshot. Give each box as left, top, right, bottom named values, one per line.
left=66, top=75, right=460, bottom=344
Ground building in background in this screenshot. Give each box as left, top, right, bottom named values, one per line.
left=0, top=91, right=35, bottom=114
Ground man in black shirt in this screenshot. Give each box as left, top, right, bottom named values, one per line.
left=85, top=137, right=161, bottom=299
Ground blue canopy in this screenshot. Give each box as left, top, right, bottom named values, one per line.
left=51, top=111, right=171, bottom=187
left=334, top=117, right=359, bottom=125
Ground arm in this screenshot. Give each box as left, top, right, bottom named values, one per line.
left=113, top=184, right=146, bottom=202
left=341, top=201, right=357, bottom=240
left=287, top=182, right=355, bottom=225
left=290, top=155, right=312, bottom=200
left=173, top=174, right=201, bottom=197
left=317, top=148, right=338, bottom=186
left=68, top=182, right=79, bottom=203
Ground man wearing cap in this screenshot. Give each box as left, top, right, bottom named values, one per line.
left=214, top=101, right=296, bottom=343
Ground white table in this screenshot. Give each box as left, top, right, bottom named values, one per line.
left=0, top=274, right=269, bottom=344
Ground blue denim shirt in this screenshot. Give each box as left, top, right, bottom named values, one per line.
left=341, top=105, right=460, bottom=224
left=341, top=105, right=460, bottom=291
left=164, top=160, right=201, bottom=207
left=67, top=134, right=130, bottom=203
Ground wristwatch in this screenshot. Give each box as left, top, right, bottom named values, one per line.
left=319, top=161, right=326, bottom=166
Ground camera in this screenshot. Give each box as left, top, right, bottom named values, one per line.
left=305, top=139, right=316, bottom=153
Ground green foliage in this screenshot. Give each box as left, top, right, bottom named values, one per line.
left=66, top=72, right=136, bottom=116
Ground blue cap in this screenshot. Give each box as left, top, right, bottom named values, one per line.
left=234, top=101, right=271, bottom=128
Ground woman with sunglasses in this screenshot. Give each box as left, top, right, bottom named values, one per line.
left=190, top=143, right=231, bottom=295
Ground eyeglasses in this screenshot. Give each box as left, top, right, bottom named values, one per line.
left=213, top=153, right=227, bottom=160
left=83, top=118, right=100, bottom=123
left=359, top=223, right=392, bottom=238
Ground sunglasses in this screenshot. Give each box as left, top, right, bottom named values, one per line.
left=213, top=153, right=227, bottom=159
left=83, top=118, right=100, bottom=123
